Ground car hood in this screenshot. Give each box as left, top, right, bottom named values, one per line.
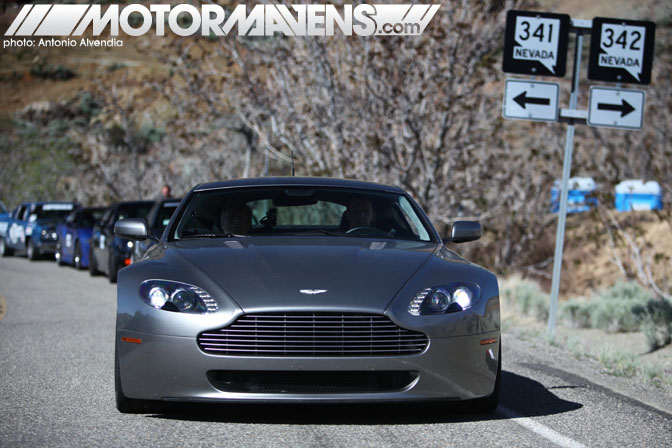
left=168, top=237, right=436, bottom=313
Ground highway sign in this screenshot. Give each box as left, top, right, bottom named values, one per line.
left=503, top=79, right=559, bottom=122
left=588, top=17, right=656, bottom=84
left=587, top=86, right=645, bottom=130
left=503, top=10, right=570, bottom=77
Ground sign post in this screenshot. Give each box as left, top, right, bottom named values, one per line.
left=501, top=11, right=656, bottom=340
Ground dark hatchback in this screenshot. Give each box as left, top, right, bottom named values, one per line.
left=56, top=206, right=106, bottom=269
left=89, top=200, right=152, bottom=283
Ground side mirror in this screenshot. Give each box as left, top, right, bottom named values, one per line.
left=445, top=221, right=481, bottom=244
left=114, top=218, right=148, bottom=241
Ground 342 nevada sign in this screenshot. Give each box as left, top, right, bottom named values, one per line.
left=588, top=17, right=656, bottom=84
left=503, top=10, right=570, bottom=77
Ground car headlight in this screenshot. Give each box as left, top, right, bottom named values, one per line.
left=139, top=280, right=218, bottom=314
left=40, top=229, right=58, bottom=241
left=408, top=283, right=480, bottom=316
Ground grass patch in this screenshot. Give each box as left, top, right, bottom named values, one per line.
left=566, top=334, right=587, bottom=360
left=597, top=345, right=639, bottom=377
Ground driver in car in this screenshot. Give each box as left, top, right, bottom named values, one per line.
left=343, top=197, right=376, bottom=230
left=220, top=202, right=253, bottom=235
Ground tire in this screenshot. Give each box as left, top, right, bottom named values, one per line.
left=115, top=343, right=145, bottom=414
left=108, top=251, right=118, bottom=284
left=26, top=238, right=38, bottom=261
left=0, top=237, right=13, bottom=257
left=89, top=247, right=99, bottom=276
left=74, top=242, right=83, bottom=270
left=467, top=344, right=501, bottom=414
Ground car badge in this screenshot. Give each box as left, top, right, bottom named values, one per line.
left=300, top=289, right=327, bottom=295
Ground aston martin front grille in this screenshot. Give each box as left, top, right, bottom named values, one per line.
left=197, top=312, right=429, bottom=357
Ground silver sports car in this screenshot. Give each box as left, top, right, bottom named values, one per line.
left=114, top=177, right=500, bottom=413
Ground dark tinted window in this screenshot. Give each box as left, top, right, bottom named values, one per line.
left=115, top=203, right=152, bottom=222
left=153, top=203, right=179, bottom=232
left=172, top=187, right=432, bottom=242
left=32, top=203, right=76, bottom=221
left=80, top=209, right=105, bottom=228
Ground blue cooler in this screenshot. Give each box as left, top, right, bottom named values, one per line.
left=615, top=180, right=662, bottom=211
left=550, top=177, right=597, bottom=213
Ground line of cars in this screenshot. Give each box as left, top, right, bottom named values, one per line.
left=0, top=197, right=181, bottom=283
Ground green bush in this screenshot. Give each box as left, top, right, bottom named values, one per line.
left=590, top=282, right=653, bottom=333
left=632, top=299, right=672, bottom=351
left=30, top=64, right=76, bottom=80
left=504, top=279, right=549, bottom=320
left=560, top=298, right=593, bottom=328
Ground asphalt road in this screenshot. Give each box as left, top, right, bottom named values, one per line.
left=1, top=255, right=670, bottom=447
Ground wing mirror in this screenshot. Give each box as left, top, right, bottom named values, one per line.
left=443, top=221, right=481, bottom=244
left=114, top=218, right=149, bottom=241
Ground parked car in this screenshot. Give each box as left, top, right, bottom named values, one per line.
left=0, top=201, right=78, bottom=259
left=131, top=197, right=182, bottom=263
left=113, top=177, right=500, bottom=413
left=89, top=200, right=153, bottom=283
left=56, top=206, right=106, bottom=269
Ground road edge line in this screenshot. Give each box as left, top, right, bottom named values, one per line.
left=498, top=406, right=587, bottom=448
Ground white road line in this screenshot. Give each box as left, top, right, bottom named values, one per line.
left=498, top=406, right=587, bottom=448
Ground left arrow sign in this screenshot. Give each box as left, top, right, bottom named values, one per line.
left=503, top=79, right=559, bottom=122
left=514, top=91, right=551, bottom=109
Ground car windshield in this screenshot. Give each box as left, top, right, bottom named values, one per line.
left=155, top=202, right=180, bottom=231
left=171, top=186, right=433, bottom=242
left=32, top=203, right=76, bottom=221
left=80, top=209, right=105, bottom=228
left=116, top=203, right=152, bottom=222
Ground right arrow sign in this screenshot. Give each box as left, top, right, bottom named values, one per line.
left=588, top=86, right=645, bottom=130
left=596, top=99, right=635, bottom=117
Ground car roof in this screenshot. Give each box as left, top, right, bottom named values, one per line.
left=193, top=177, right=404, bottom=193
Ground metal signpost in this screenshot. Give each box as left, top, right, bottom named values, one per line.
left=502, top=10, right=656, bottom=339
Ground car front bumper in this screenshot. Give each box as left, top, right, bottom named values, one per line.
left=117, top=330, right=500, bottom=403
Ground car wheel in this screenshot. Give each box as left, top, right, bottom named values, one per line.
left=115, top=343, right=146, bottom=414
left=467, top=344, right=501, bottom=414
left=88, top=248, right=99, bottom=276
left=108, top=251, right=118, bottom=284
left=0, top=237, right=13, bottom=257
left=26, top=238, right=38, bottom=261
left=74, top=242, right=83, bottom=270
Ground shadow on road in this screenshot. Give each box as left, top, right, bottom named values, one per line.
left=146, top=370, right=582, bottom=424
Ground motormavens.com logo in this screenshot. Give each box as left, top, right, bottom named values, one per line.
left=4, top=3, right=441, bottom=38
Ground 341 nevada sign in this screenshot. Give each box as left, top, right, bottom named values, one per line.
left=502, top=10, right=570, bottom=77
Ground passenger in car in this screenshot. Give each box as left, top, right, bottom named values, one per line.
left=342, top=197, right=376, bottom=230
left=220, top=202, right=253, bottom=235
